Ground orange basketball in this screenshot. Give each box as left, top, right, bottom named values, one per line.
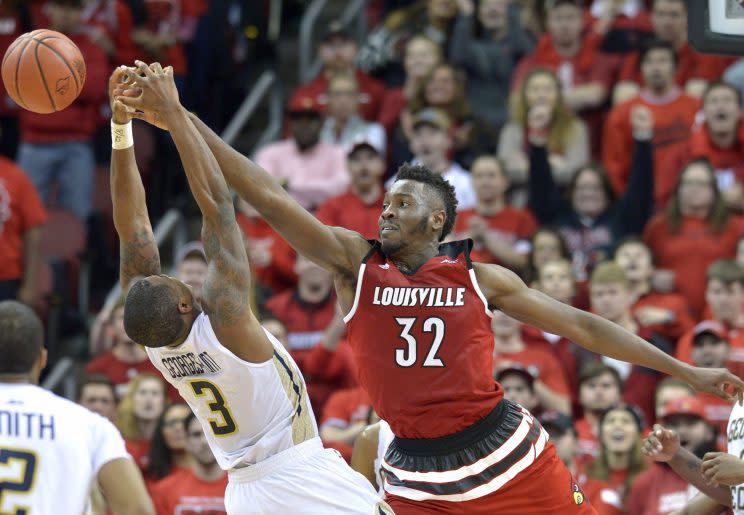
left=1, top=29, right=86, bottom=114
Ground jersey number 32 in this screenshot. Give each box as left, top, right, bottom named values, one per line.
left=395, top=317, right=446, bottom=368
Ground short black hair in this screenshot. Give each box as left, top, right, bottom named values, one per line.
left=638, top=39, right=678, bottom=69
left=578, top=362, right=623, bottom=392
left=77, top=374, right=116, bottom=401
left=0, top=301, right=44, bottom=374
left=703, top=81, right=743, bottom=107
left=395, top=162, right=458, bottom=241
left=124, top=279, right=186, bottom=347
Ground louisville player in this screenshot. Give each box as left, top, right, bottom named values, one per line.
left=108, top=65, right=388, bottom=514
left=119, top=63, right=744, bottom=515
left=0, top=301, right=154, bottom=514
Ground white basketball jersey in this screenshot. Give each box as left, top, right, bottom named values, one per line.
left=146, top=313, right=318, bottom=471
left=374, top=420, right=395, bottom=496
left=0, top=383, right=129, bottom=514
left=728, top=400, right=744, bottom=514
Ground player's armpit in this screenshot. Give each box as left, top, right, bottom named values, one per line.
left=97, top=457, right=155, bottom=515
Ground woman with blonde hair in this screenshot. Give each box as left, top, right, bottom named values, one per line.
left=498, top=67, right=589, bottom=187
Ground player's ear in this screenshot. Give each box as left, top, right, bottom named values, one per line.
left=38, top=348, right=48, bottom=371
left=178, top=297, right=193, bottom=314
left=431, top=209, right=445, bottom=234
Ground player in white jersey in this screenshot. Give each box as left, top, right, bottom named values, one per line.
left=109, top=64, right=391, bottom=514
left=642, top=399, right=744, bottom=514
left=0, top=301, right=154, bottom=515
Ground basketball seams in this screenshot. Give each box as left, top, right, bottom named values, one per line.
left=33, top=41, right=57, bottom=112
left=11, top=36, right=34, bottom=110
left=34, top=36, right=82, bottom=95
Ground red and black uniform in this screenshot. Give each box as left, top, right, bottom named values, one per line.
left=345, top=240, right=596, bottom=514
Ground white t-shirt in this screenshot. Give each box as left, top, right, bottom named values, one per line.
left=728, top=400, right=744, bottom=514
left=0, top=383, right=129, bottom=514
left=146, top=313, right=318, bottom=471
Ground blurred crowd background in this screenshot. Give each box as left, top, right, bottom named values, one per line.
left=5, top=0, right=744, bottom=513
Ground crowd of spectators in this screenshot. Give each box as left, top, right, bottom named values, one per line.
left=8, top=0, right=744, bottom=513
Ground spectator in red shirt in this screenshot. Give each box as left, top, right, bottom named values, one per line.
left=293, top=21, right=385, bottom=122
left=315, top=139, right=386, bottom=240
left=643, top=163, right=744, bottom=317
left=539, top=410, right=624, bottom=515
left=0, top=157, right=46, bottom=305
left=613, top=0, right=729, bottom=105
left=495, top=366, right=539, bottom=413
left=18, top=0, right=107, bottom=222
left=491, top=309, right=571, bottom=414
left=603, top=40, right=700, bottom=206
left=320, top=387, right=372, bottom=462
left=614, top=237, right=694, bottom=342
left=627, top=396, right=718, bottom=514
left=77, top=374, right=118, bottom=421
left=81, top=0, right=139, bottom=66
left=152, top=412, right=228, bottom=515
left=670, top=82, right=744, bottom=211
left=452, top=155, right=536, bottom=271
left=148, top=403, right=193, bottom=482
left=575, top=363, right=624, bottom=462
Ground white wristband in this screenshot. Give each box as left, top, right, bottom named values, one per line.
left=111, top=120, right=133, bottom=150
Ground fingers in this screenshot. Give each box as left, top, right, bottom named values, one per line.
left=723, top=371, right=744, bottom=404
left=164, top=66, right=173, bottom=77
left=134, top=60, right=154, bottom=79
left=116, top=94, right=143, bottom=110
left=150, top=62, right=164, bottom=75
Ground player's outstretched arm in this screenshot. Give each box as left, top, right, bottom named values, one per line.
left=641, top=424, right=732, bottom=507
left=109, top=66, right=161, bottom=291
left=474, top=263, right=744, bottom=403
left=119, top=62, right=272, bottom=363
left=98, top=457, right=155, bottom=515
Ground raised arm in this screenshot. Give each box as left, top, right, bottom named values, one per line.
left=119, top=62, right=271, bottom=363
left=474, top=262, right=744, bottom=402
left=109, top=67, right=161, bottom=291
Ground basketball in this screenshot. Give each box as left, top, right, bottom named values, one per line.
left=1, top=29, right=86, bottom=114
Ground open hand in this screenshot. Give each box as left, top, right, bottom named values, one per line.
left=641, top=424, right=680, bottom=462
left=115, top=61, right=181, bottom=122
left=701, top=452, right=744, bottom=487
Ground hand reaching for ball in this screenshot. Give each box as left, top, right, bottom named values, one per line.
left=114, top=61, right=180, bottom=127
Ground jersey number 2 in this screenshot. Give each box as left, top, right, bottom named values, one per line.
left=190, top=380, right=238, bottom=436
left=395, top=317, right=445, bottom=368
left=0, top=448, right=37, bottom=515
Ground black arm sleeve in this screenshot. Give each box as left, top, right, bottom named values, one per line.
left=527, top=143, right=571, bottom=223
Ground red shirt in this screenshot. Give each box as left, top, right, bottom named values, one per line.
left=676, top=323, right=744, bottom=364
left=83, top=0, right=139, bottom=65
left=137, top=0, right=189, bottom=75
left=453, top=207, right=537, bottom=267
left=315, top=189, right=384, bottom=240
left=618, top=43, right=729, bottom=86
left=578, top=473, right=623, bottom=515
left=521, top=327, right=579, bottom=401
left=321, top=386, right=371, bottom=427
left=236, top=212, right=296, bottom=293
left=576, top=417, right=599, bottom=462
left=152, top=467, right=228, bottom=515
left=603, top=91, right=700, bottom=205
left=493, top=345, right=571, bottom=397
left=292, top=69, right=386, bottom=122
left=126, top=438, right=151, bottom=477
left=642, top=215, right=744, bottom=317
left=626, top=463, right=697, bottom=515
left=0, top=159, right=46, bottom=281
left=631, top=291, right=695, bottom=343
left=86, top=350, right=181, bottom=401
left=345, top=240, right=502, bottom=438
left=19, top=32, right=108, bottom=143
left=302, top=340, right=358, bottom=393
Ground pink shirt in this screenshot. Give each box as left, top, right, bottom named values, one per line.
left=254, top=139, right=349, bottom=210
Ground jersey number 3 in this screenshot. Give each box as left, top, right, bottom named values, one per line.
left=0, top=448, right=37, bottom=515
left=395, top=317, right=445, bottom=368
left=190, top=380, right=238, bottom=437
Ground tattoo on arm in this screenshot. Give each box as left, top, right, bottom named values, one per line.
left=120, top=228, right=161, bottom=289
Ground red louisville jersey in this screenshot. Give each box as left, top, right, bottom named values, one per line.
left=344, top=240, right=503, bottom=439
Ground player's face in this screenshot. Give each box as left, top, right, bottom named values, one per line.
left=132, top=377, right=166, bottom=422
left=706, top=279, right=744, bottom=324
left=380, top=181, right=440, bottom=255
left=185, top=418, right=217, bottom=466
left=589, top=282, right=631, bottom=323
left=471, top=157, right=508, bottom=203
left=704, top=87, right=741, bottom=134
left=652, top=0, right=687, bottom=42
left=347, top=148, right=385, bottom=190
left=537, top=261, right=575, bottom=304
left=572, top=169, right=608, bottom=219
left=601, top=410, right=639, bottom=454
left=655, top=385, right=693, bottom=419
left=547, top=4, right=583, bottom=45
left=177, top=259, right=207, bottom=304
left=678, top=164, right=715, bottom=215
left=579, top=373, right=621, bottom=411
left=641, top=49, right=675, bottom=90
left=79, top=384, right=117, bottom=421
left=691, top=335, right=730, bottom=368
left=162, top=404, right=192, bottom=451
left=405, top=38, right=440, bottom=80
left=665, top=415, right=712, bottom=453
left=500, top=375, right=537, bottom=410
left=614, top=242, right=653, bottom=283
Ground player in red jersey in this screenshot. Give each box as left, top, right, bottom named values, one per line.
left=119, top=68, right=744, bottom=515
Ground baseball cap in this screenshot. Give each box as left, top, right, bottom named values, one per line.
left=495, top=365, right=536, bottom=388
left=347, top=136, right=385, bottom=157
left=176, top=241, right=206, bottom=265
left=322, top=20, right=353, bottom=43
left=539, top=410, right=575, bottom=435
left=412, top=108, right=452, bottom=132
left=692, top=321, right=728, bottom=345
left=287, top=93, right=322, bottom=116
left=661, top=396, right=706, bottom=422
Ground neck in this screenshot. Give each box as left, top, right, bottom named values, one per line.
left=646, top=84, right=673, bottom=98
left=494, top=334, right=524, bottom=353
left=554, top=39, right=581, bottom=57
left=681, top=205, right=709, bottom=218
left=297, top=283, right=330, bottom=304
left=137, top=418, right=158, bottom=440
left=476, top=197, right=505, bottom=216
left=296, top=139, right=318, bottom=152
left=333, top=115, right=350, bottom=130
left=490, top=26, right=507, bottom=40
left=350, top=182, right=382, bottom=204
left=710, top=128, right=737, bottom=148
left=607, top=451, right=631, bottom=470
left=585, top=410, right=601, bottom=433
left=391, top=241, right=441, bottom=274
left=192, top=461, right=224, bottom=481
left=627, top=279, right=650, bottom=299
left=172, top=451, right=191, bottom=470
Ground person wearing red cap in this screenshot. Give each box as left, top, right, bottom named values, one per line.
left=638, top=396, right=725, bottom=515
left=254, top=95, right=348, bottom=210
